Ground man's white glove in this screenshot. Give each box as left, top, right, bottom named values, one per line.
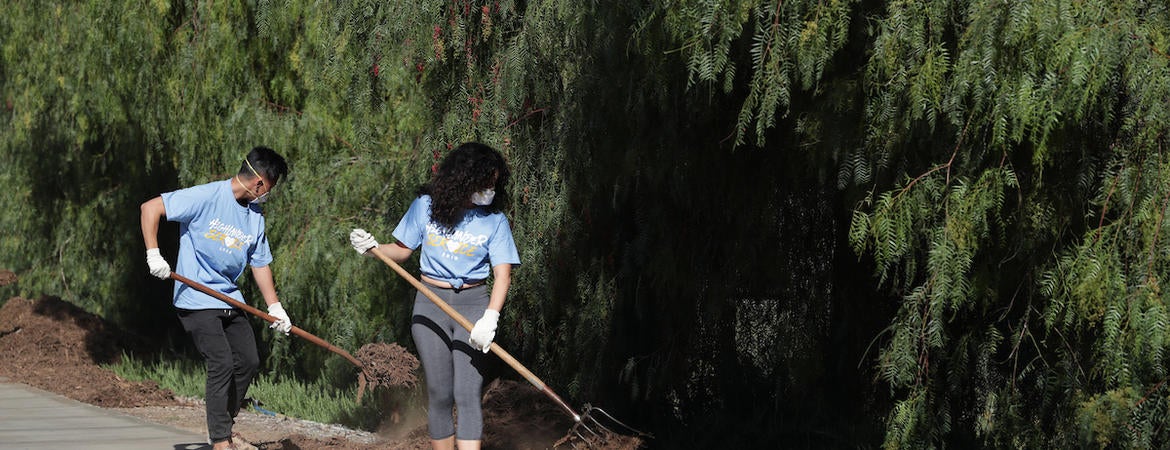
left=267, top=302, right=293, bottom=335
left=145, top=248, right=171, bottom=280
left=349, top=228, right=379, bottom=254
left=469, top=309, right=499, bottom=353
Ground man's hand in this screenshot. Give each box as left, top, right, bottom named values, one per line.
left=349, top=229, right=379, bottom=254
left=145, top=248, right=171, bottom=280
left=267, top=302, right=292, bottom=335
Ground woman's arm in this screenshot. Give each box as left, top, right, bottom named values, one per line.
left=370, top=241, right=414, bottom=263
left=488, top=263, right=511, bottom=312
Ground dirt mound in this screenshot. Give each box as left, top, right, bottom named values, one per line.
left=0, top=294, right=646, bottom=448
left=0, top=295, right=385, bottom=448
left=357, top=342, right=420, bottom=389
left=483, top=379, right=646, bottom=449
left=0, top=295, right=176, bottom=407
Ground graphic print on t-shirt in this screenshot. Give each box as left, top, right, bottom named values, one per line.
left=204, top=217, right=256, bottom=253
left=425, top=222, right=488, bottom=260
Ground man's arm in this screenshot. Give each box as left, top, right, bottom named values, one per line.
left=140, top=197, right=166, bottom=249
left=250, top=265, right=281, bottom=307
left=252, top=265, right=292, bottom=334
left=140, top=197, right=172, bottom=280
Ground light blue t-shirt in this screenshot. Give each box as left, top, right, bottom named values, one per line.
left=392, top=195, right=521, bottom=288
left=162, top=180, right=272, bottom=310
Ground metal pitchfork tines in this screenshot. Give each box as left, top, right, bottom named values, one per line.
left=368, top=247, right=649, bottom=447
left=557, top=403, right=650, bottom=448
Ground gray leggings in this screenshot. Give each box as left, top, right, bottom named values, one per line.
left=411, top=284, right=490, bottom=441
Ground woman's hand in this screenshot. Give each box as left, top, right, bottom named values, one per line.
left=469, top=309, right=499, bottom=353
left=349, top=228, right=379, bottom=254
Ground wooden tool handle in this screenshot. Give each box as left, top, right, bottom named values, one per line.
left=368, top=246, right=583, bottom=422
left=169, top=272, right=365, bottom=370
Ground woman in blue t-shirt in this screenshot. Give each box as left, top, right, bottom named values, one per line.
left=350, top=142, right=520, bottom=450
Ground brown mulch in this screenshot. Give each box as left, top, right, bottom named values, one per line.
left=0, top=295, right=177, bottom=407
left=357, top=342, right=420, bottom=390
left=0, top=280, right=645, bottom=448
left=0, top=270, right=16, bottom=287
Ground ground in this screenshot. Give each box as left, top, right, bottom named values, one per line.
left=0, top=270, right=643, bottom=449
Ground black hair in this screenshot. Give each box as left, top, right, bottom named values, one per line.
left=238, top=146, right=289, bottom=185
left=421, top=142, right=512, bottom=230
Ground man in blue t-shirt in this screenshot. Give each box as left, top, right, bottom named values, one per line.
left=139, top=146, right=291, bottom=450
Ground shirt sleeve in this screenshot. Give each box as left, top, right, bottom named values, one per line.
left=487, top=216, right=522, bottom=267
left=249, top=228, right=273, bottom=268
left=160, top=183, right=214, bottom=224
left=392, top=196, right=429, bottom=250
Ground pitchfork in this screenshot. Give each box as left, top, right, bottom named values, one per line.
left=367, top=247, right=647, bottom=445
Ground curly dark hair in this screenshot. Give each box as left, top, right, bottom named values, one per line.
left=420, top=142, right=511, bottom=231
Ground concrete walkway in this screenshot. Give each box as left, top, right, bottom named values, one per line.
left=0, top=377, right=208, bottom=450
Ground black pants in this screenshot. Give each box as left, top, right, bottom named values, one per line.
left=177, top=308, right=259, bottom=444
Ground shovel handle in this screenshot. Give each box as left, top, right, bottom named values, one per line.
left=368, top=246, right=583, bottom=422
left=168, top=272, right=365, bottom=370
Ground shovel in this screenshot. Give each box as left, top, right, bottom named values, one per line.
left=167, top=272, right=373, bottom=403
left=366, top=246, right=645, bottom=444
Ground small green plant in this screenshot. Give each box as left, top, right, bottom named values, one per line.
left=107, top=353, right=205, bottom=399
left=246, top=373, right=362, bottom=425
left=106, top=353, right=401, bottom=430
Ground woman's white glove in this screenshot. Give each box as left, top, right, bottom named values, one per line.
left=469, top=309, right=499, bottom=353
left=349, top=229, right=379, bottom=254
left=266, top=302, right=293, bottom=335
left=145, top=248, right=171, bottom=280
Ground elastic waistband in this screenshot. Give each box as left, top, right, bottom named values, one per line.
left=174, top=307, right=243, bottom=318
left=421, top=276, right=486, bottom=292
left=424, top=282, right=487, bottom=294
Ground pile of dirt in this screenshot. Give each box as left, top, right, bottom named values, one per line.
left=0, top=295, right=176, bottom=407
left=0, top=270, right=16, bottom=286
left=0, top=289, right=645, bottom=449
left=357, top=342, right=420, bottom=389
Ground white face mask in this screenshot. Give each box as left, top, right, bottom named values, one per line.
left=471, top=188, right=496, bottom=206
left=242, top=158, right=274, bottom=204
left=235, top=175, right=271, bottom=205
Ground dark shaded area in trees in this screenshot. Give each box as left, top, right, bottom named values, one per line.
left=512, top=12, right=896, bottom=445
left=16, top=126, right=190, bottom=352
left=574, top=147, right=894, bottom=447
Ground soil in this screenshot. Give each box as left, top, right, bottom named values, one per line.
left=0, top=269, right=644, bottom=449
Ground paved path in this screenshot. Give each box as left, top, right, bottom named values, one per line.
left=0, top=377, right=208, bottom=450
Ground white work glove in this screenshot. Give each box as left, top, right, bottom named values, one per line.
left=469, top=309, right=499, bottom=353
left=145, top=248, right=171, bottom=280
left=266, top=302, right=293, bottom=335
left=349, top=228, right=379, bottom=254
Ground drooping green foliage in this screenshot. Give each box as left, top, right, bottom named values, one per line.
left=844, top=0, right=1170, bottom=447
left=4, top=0, right=1170, bottom=447
left=657, top=0, right=858, bottom=147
